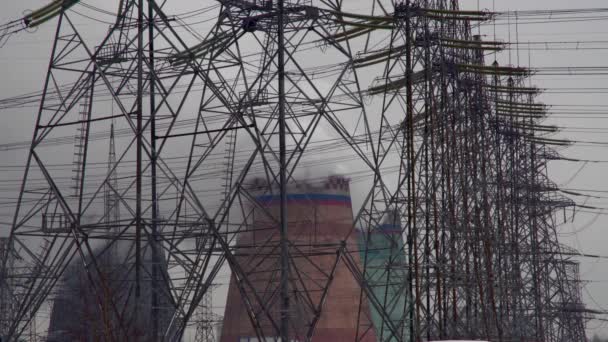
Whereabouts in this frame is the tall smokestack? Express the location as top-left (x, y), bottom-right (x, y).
top-left (220, 176), bottom-right (376, 341)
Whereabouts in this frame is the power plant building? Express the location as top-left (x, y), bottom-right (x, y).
top-left (47, 242), bottom-right (175, 341)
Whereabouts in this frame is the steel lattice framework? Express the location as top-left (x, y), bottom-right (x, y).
top-left (0, 0), bottom-right (588, 341)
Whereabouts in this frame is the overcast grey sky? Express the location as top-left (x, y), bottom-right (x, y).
top-left (1, 0), bottom-right (608, 338)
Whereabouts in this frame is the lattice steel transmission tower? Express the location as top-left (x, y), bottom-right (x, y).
top-left (195, 286), bottom-right (220, 342)
top-left (0, 238), bottom-right (15, 338)
top-left (104, 123), bottom-right (121, 231)
top-left (2, 0), bottom-right (588, 341)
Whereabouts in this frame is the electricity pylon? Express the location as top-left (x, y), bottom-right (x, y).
top-left (2, 0), bottom-right (587, 341)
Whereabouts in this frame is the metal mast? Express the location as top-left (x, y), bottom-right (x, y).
top-left (104, 122), bottom-right (120, 232)
top-left (135, 0), bottom-right (144, 303)
top-left (277, 0), bottom-right (290, 340)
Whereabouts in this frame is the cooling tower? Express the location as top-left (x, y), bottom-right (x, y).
top-left (220, 176), bottom-right (377, 342)
top-left (357, 210), bottom-right (409, 342)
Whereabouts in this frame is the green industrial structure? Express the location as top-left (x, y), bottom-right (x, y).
top-left (359, 210), bottom-right (410, 342)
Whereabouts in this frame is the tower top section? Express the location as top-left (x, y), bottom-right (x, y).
top-left (248, 175), bottom-right (352, 207)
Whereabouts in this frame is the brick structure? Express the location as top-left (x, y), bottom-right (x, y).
top-left (220, 176), bottom-right (376, 342)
